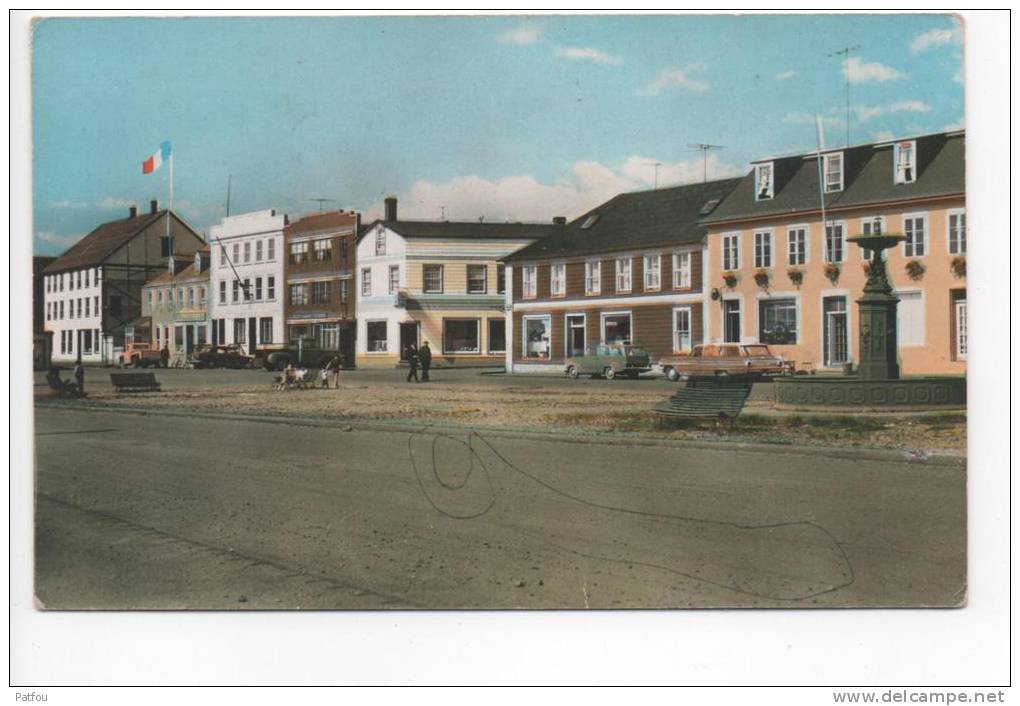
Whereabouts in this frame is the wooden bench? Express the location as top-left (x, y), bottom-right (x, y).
top-left (110, 372), bottom-right (162, 393)
top-left (46, 373), bottom-right (79, 397)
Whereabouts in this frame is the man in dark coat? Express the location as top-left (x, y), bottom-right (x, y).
top-left (419, 340), bottom-right (432, 382)
top-left (73, 361), bottom-right (85, 398)
top-left (160, 344), bottom-right (170, 369)
top-left (327, 355), bottom-right (342, 389)
top-left (406, 343), bottom-right (419, 383)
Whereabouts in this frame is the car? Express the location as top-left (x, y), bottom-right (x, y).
top-left (118, 342), bottom-right (165, 368)
top-left (564, 343), bottom-right (652, 380)
top-left (189, 343), bottom-right (254, 369)
top-left (261, 346), bottom-right (341, 371)
top-left (658, 343), bottom-right (794, 381)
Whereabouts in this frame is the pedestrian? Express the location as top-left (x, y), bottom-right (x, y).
top-left (327, 355), bottom-right (342, 389)
top-left (419, 340), bottom-right (432, 382)
top-left (160, 344), bottom-right (170, 369)
top-left (406, 343), bottom-right (420, 383)
top-left (320, 365), bottom-right (330, 389)
top-left (73, 360), bottom-right (85, 398)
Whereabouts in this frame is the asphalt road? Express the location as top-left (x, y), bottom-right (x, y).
top-left (34, 405), bottom-right (966, 609)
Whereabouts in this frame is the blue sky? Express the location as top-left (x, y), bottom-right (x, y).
top-left (32, 13), bottom-right (964, 255)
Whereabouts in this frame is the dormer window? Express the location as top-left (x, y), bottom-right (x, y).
top-left (894, 140), bottom-right (916, 184)
top-left (824, 152), bottom-right (844, 192)
top-left (754, 163), bottom-right (774, 201)
top-left (580, 214), bottom-right (600, 230)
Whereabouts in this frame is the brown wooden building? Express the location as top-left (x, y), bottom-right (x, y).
top-left (283, 210), bottom-right (360, 365)
top-left (502, 178), bottom-right (740, 372)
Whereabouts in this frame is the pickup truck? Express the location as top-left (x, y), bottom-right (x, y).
top-left (659, 344), bottom-right (794, 381)
top-left (118, 342), bottom-right (166, 368)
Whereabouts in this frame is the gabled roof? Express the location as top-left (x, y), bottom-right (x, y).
top-left (503, 177), bottom-right (742, 263)
top-left (703, 130), bottom-right (964, 225)
top-left (358, 219), bottom-right (562, 242)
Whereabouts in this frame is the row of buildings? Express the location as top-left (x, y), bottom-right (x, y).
top-left (41, 129), bottom-right (966, 375)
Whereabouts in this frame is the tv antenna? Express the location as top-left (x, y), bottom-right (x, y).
top-left (687, 143), bottom-right (726, 183)
top-left (828, 44), bottom-right (861, 147)
top-left (308, 197), bottom-right (336, 213)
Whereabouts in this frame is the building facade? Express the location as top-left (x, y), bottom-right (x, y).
top-left (284, 210), bottom-right (359, 366)
top-left (702, 130), bottom-right (965, 375)
top-left (209, 209), bottom-right (288, 355)
top-left (140, 248), bottom-right (212, 364)
top-left (355, 197), bottom-right (558, 368)
top-left (43, 201), bottom-right (205, 364)
top-left (503, 179), bottom-right (741, 373)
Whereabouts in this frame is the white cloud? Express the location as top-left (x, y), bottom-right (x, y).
top-left (498, 25), bottom-right (541, 45)
top-left (775, 70), bottom-right (797, 81)
top-left (843, 57), bottom-right (907, 84)
top-left (98, 196), bottom-right (136, 210)
top-left (854, 100), bottom-right (931, 122)
top-left (36, 230), bottom-right (82, 249)
top-left (364, 156), bottom-right (745, 224)
top-left (50, 199), bottom-right (88, 209)
top-left (910, 27), bottom-right (960, 53)
top-left (642, 64), bottom-right (708, 95)
top-left (556, 46), bottom-right (621, 65)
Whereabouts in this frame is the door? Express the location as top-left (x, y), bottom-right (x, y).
top-left (673, 307), bottom-right (692, 352)
top-left (399, 322), bottom-right (419, 361)
top-left (248, 317), bottom-right (258, 355)
top-left (823, 296), bottom-right (849, 366)
top-left (185, 324), bottom-right (195, 357)
top-left (566, 315), bottom-right (585, 357)
top-left (724, 300), bottom-right (741, 343)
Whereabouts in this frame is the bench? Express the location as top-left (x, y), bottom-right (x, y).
top-left (110, 372), bottom-right (162, 393)
top-left (46, 373), bottom-right (79, 397)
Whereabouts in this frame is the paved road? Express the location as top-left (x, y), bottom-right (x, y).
top-left (34, 405), bottom-right (965, 609)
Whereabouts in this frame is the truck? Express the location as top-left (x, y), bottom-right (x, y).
top-left (118, 341), bottom-right (166, 368)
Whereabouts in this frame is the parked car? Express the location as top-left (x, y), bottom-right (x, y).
top-left (189, 344), bottom-right (253, 369)
top-left (658, 343), bottom-right (794, 381)
top-left (261, 345), bottom-right (340, 371)
top-left (118, 341), bottom-right (165, 368)
top-left (565, 343), bottom-right (652, 380)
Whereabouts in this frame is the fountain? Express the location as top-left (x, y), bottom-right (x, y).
top-left (773, 232), bottom-right (966, 410)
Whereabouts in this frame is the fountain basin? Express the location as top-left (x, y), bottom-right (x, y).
top-left (774, 375), bottom-right (966, 411)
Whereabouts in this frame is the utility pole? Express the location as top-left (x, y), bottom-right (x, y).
top-left (687, 144), bottom-right (725, 183)
top-left (308, 198), bottom-right (336, 213)
top-left (828, 44), bottom-right (861, 147)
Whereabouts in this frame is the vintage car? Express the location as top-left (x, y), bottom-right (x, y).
top-left (118, 341), bottom-right (165, 368)
top-left (658, 343), bottom-right (794, 381)
top-left (565, 343), bottom-right (652, 380)
top-left (261, 345), bottom-right (340, 371)
top-left (189, 343), bottom-right (254, 369)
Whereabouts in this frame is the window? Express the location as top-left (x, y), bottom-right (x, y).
top-left (232, 243), bottom-right (240, 264)
top-left (339, 280), bottom-right (349, 304)
top-left (755, 163), bottom-right (774, 200)
top-left (256, 239), bottom-right (263, 261)
top-left (161, 236), bottom-right (173, 257)
top-left (259, 317), bottom-right (273, 345)
top-left (85, 297), bottom-right (90, 317)
top-left (46, 302), bottom-right (51, 321)
top-left (724, 299), bottom-right (741, 343)
top-left (361, 268), bottom-right (372, 297)
top-left (585, 260), bottom-right (601, 295)
top-left (147, 290), bottom-right (153, 309)
top-left (83, 329), bottom-right (92, 354)
top-left (615, 258), bottom-right (632, 292)
top-left (254, 277), bottom-right (262, 301)
top-left (312, 281), bottom-right (329, 304)
top-left (243, 241), bottom-right (251, 263)
top-left (59, 301), bottom-right (64, 319)
top-left (314, 239), bottom-right (332, 261)
top-left (904, 214), bottom-right (927, 257)
top-left (60, 274), bottom-right (65, 291)
top-left (825, 222), bottom-right (845, 263)
top-left (488, 319), bottom-right (506, 353)
top-left (234, 318), bottom-right (247, 344)
top-left (267, 276), bottom-right (275, 300)
top-left (289, 242), bottom-right (308, 265)
top-left (523, 315), bottom-right (551, 359)
top-left (366, 321), bottom-right (388, 352)
top-left (948, 210), bottom-right (966, 255)
top-left (267, 238), bottom-right (275, 261)
top-left (550, 263), bottom-right (566, 296)
top-left (602, 313), bottom-right (632, 345)
top-left (424, 265), bottom-right (444, 293)
top-left (375, 230), bottom-right (386, 256)
top-left (219, 281), bottom-right (226, 304)
top-left (497, 265), bottom-right (506, 295)
top-left (290, 284), bottom-right (308, 306)
top-left (220, 245), bottom-right (228, 267)
top-left (200, 286), bottom-right (207, 305)
top-left (672, 252), bottom-right (691, 289)
top-left (673, 307), bottom-right (693, 352)
top-left (824, 152), bottom-right (843, 192)
top-left (643, 254), bottom-right (661, 290)
top-left (188, 287), bottom-right (195, 307)
top-left (522, 265), bottom-right (537, 299)
top-left (76, 271), bottom-right (81, 289)
top-left (580, 214), bottom-right (600, 229)
top-left (232, 280), bottom-right (240, 302)
top-left (894, 141), bottom-right (916, 184)
top-left (177, 287), bottom-right (184, 307)
top-left (94, 295), bottom-right (99, 315)
top-left (722, 233), bottom-right (740, 271)
top-left (242, 279), bottom-right (251, 302)
top-left (897, 291), bottom-right (924, 346)
top-left (468, 265), bottom-right (488, 294)
top-left (340, 239), bottom-right (348, 262)
top-left (860, 217), bottom-right (886, 260)
top-left (754, 231), bottom-right (773, 268)
top-left (759, 298), bottom-right (798, 344)
top-left (787, 227), bottom-right (807, 265)
top-left (443, 319), bottom-right (480, 354)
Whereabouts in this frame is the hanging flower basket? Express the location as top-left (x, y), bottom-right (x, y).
top-left (905, 259), bottom-right (926, 281)
top-left (950, 256), bottom-right (966, 278)
top-left (722, 271), bottom-right (738, 289)
top-left (787, 268), bottom-right (804, 286)
top-left (753, 269), bottom-right (770, 289)
top-left (824, 262), bottom-right (841, 284)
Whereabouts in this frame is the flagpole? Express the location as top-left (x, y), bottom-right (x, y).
top-left (815, 115), bottom-right (828, 250)
top-left (168, 149), bottom-right (174, 254)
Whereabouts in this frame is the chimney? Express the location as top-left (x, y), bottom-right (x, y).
top-left (553, 216), bottom-right (567, 225)
top-left (150, 199), bottom-right (159, 214)
top-left (384, 195), bottom-right (398, 221)
top-left (129, 205), bottom-right (138, 219)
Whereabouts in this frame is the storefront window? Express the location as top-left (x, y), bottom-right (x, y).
top-left (367, 321), bottom-right (388, 352)
top-left (602, 313), bottom-right (632, 345)
top-left (443, 319), bottom-right (480, 353)
top-left (523, 316), bottom-right (550, 359)
top-left (758, 299), bottom-right (798, 344)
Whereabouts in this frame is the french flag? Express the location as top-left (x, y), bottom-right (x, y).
top-left (142, 141), bottom-right (172, 174)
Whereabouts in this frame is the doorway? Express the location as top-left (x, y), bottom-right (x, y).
top-left (723, 300), bottom-right (741, 343)
top-left (185, 324), bottom-right (195, 357)
top-left (399, 322), bottom-right (419, 361)
top-left (566, 314), bottom-right (585, 356)
top-left (248, 317), bottom-right (258, 354)
top-left (823, 296), bottom-right (849, 366)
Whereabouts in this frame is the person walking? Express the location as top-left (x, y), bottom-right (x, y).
top-left (405, 343), bottom-right (420, 383)
top-left (327, 355), bottom-right (342, 389)
top-left (160, 344), bottom-right (170, 369)
top-left (419, 340), bottom-right (432, 382)
top-left (73, 360), bottom-right (85, 398)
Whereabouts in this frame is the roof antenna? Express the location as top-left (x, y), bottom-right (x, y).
top-left (687, 144), bottom-right (726, 183)
top-left (308, 197), bottom-right (336, 213)
top-left (225, 174), bottom-right (232, 217)
top-left (827, 44), bottom-right (861, 147)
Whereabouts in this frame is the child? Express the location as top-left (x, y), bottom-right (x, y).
top-left (320, 366), bottom-right (330, 389)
